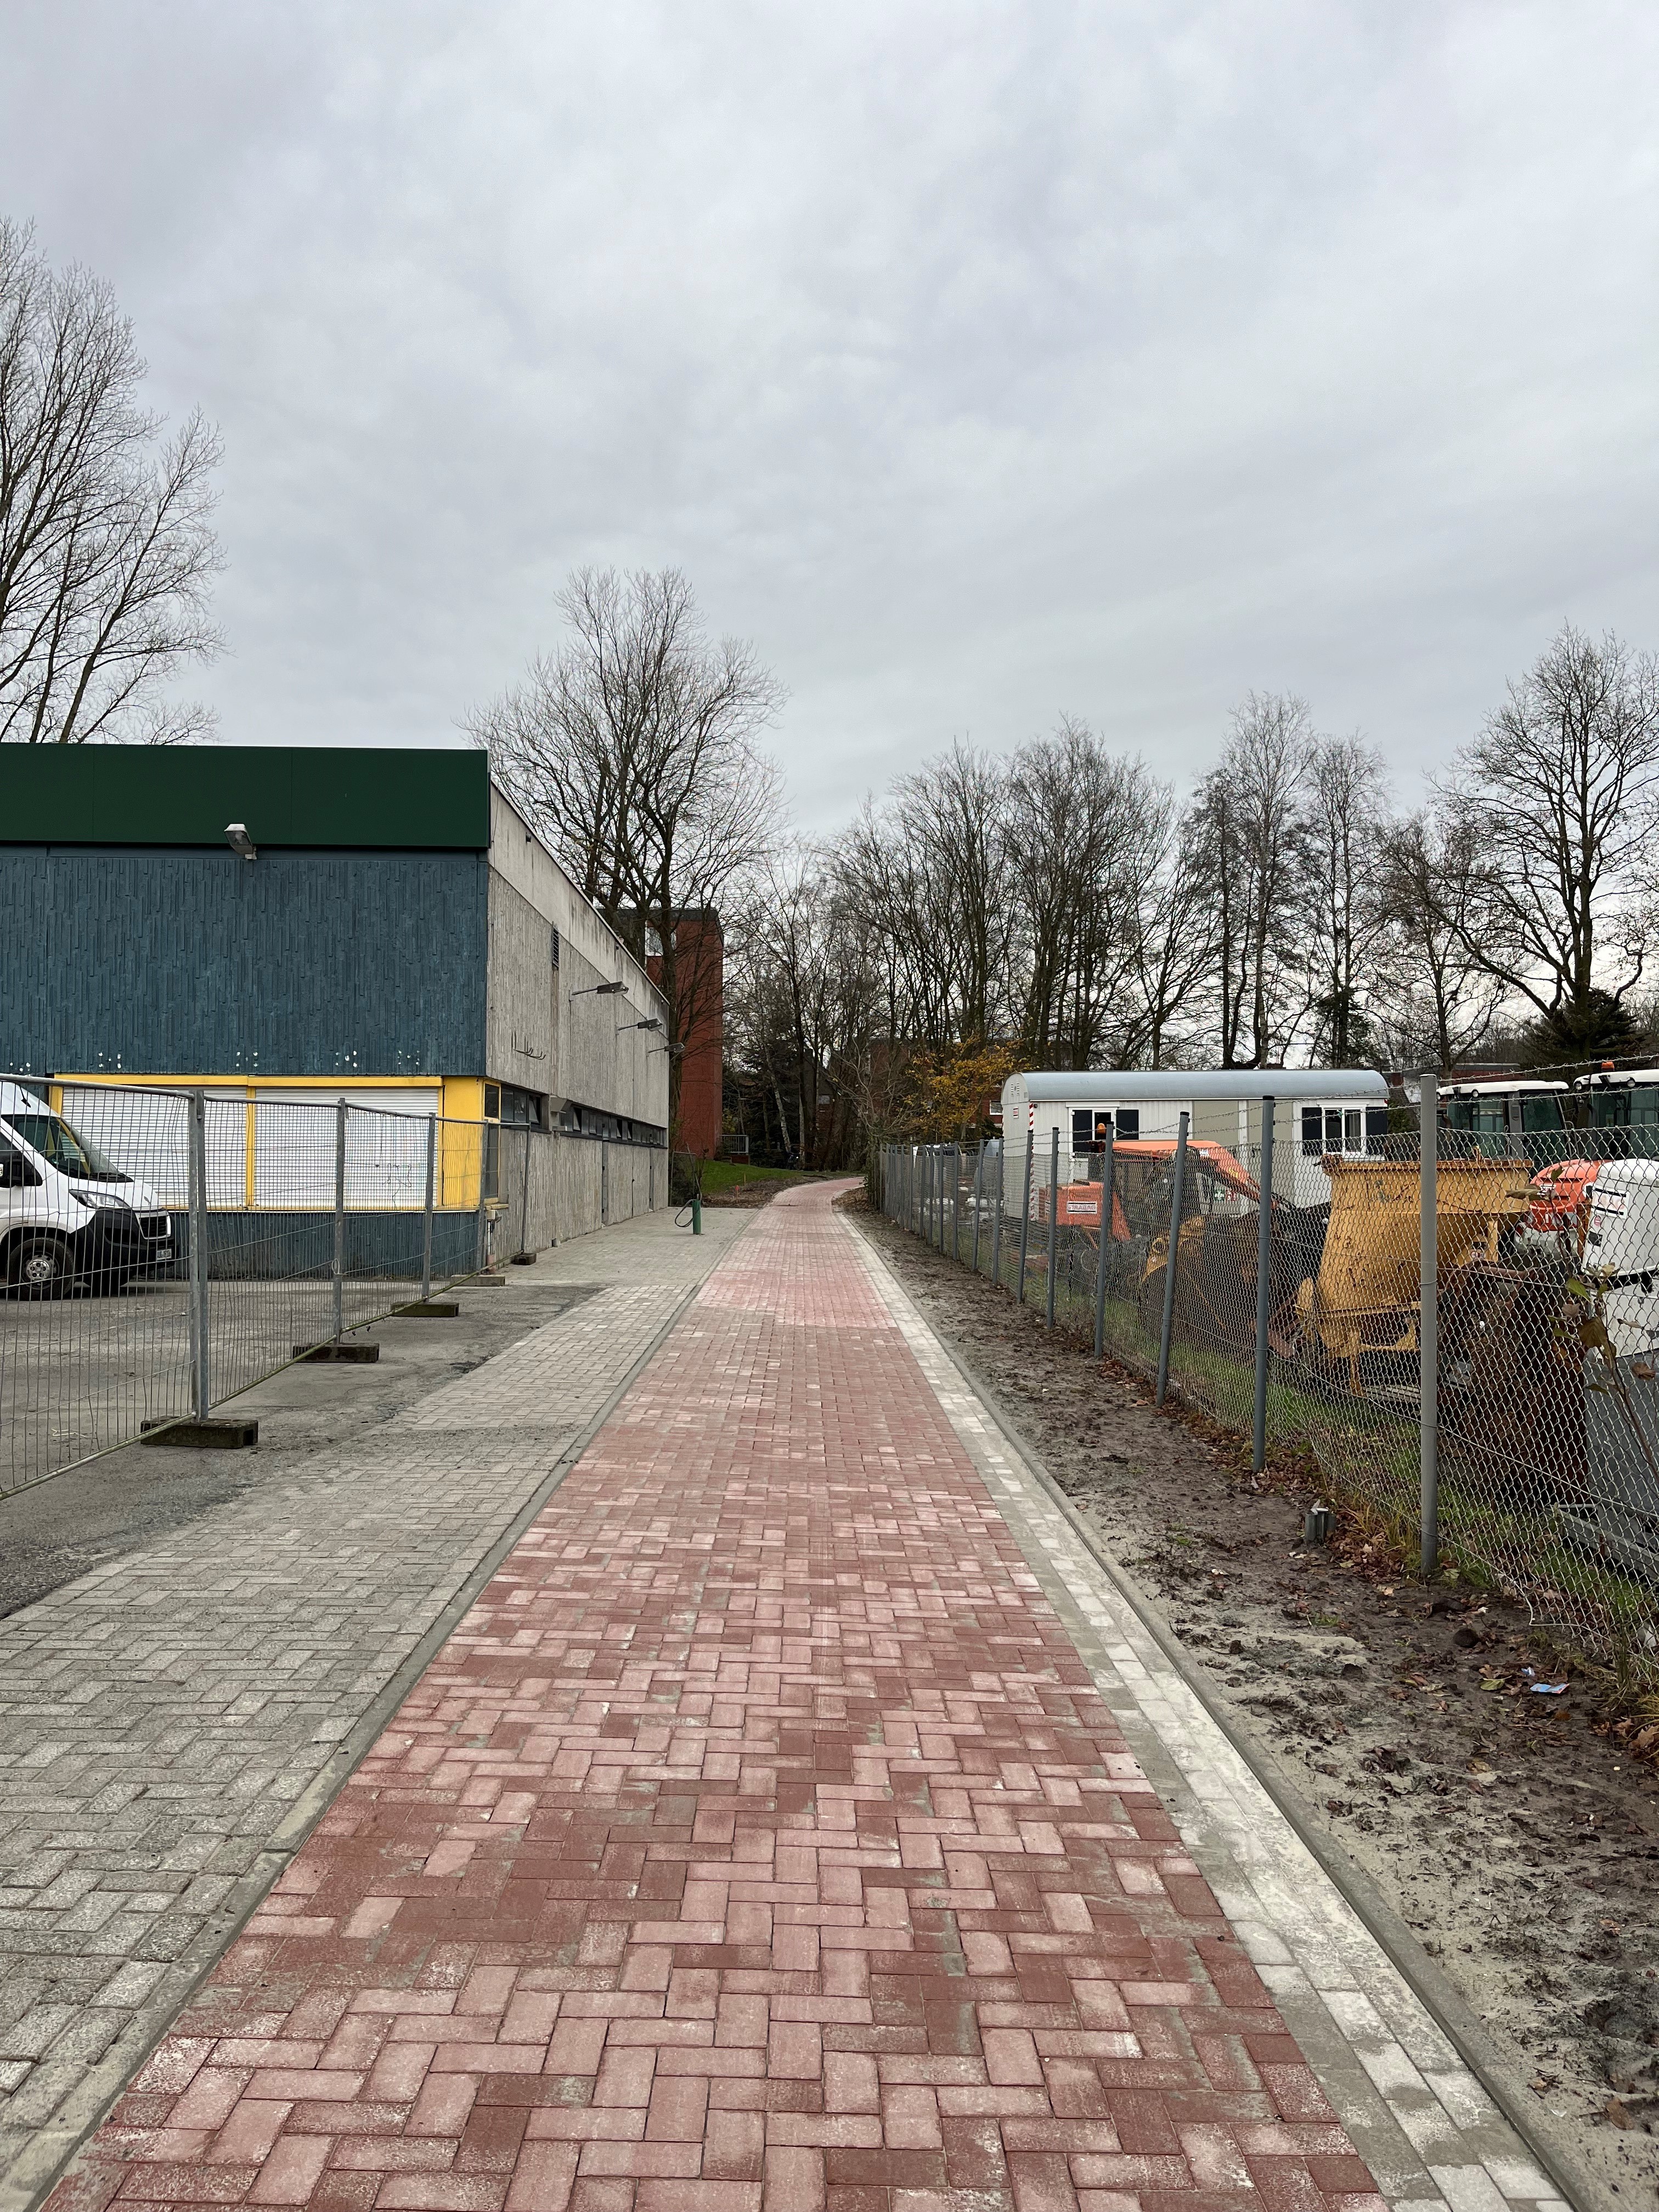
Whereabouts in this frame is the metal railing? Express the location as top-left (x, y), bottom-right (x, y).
top-left (880, 1097), bottom-right (1659, 1667)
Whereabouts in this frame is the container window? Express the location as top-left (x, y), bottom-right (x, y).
top-left (1302, 1107), bottom-right (1323, 1156)
top-left (1114, 1109), bottom-right (1139, 1139)
top-left (1365, 1107), bottom-right (1390, 1150)
top-left (1343, 1108), bottom-right (1363, 1151)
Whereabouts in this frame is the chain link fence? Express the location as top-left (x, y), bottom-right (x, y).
top-left (1, 1081), bottom-right (502, 1497)
top-left (879, 1101), bottom-right (1659, 1668)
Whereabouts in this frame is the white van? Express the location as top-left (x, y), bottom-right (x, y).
top-left (0, 1080), bottom-right (174, 1295)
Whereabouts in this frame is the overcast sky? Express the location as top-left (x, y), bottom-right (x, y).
top-left (3, 1), bottom-right (1655, 829)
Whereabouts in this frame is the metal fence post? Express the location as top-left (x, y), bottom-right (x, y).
top-left (1045, 1127), bottom-right (1060, 1328)
top-left (520, 1125), bottom-right (533, 1258)
top-left (1155, 1110), bottom-right (1189, 1406)
top-left (421, 1113), bottom-right (436, 1302)
top-left (1420, 1070), bottom-right (1440, 1577)
top-left (952, 1146), bottom-right (961, 1262)
top-left (971, 1143), bottom-right (983, 1273)
top-left (1017, 1131), bottom-right (1035, 1302)
top-left (1252, 1096), bottom-right (1275, 1473)
top-left (188, 1090), bottom-right (210, 1419)
top-left (991, 1142), bottom-right (1003, 1287)
top-left (476, 1128), bottom-right (489, 1272)
top-left (601, 1138), bottom-right (608, 1228)
top-left (1093, 1119), bottom-right (1114, 1359)
top-left (332, 1097), bottom-right (347, 1343)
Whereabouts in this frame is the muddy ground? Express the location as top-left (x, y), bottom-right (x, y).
top-left (852, 1198), bottom-right (1659, 2205)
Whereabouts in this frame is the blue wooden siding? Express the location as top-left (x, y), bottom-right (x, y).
top-left (0, 848), bottom-right (488, 1076)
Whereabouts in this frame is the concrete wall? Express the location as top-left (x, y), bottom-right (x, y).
top-left (486, 870), bottom-right (558, 1098)
top-left (0, 847), bottom-right (487, 1079)
top-left (486, 789), bottom-right (670, 1133)
top-left (492, 1127), bottom-right (669, 1255)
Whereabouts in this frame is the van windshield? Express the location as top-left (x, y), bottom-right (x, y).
top-left (4, 1113), bottom-right (129, 1182)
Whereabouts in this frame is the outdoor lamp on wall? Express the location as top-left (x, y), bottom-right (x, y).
top-left (618, 1017), bottom-right (663, 1035)
top-left (571, 980), bottom-right (628, 998)
top-left (224, 822), bottom-right (257, 861)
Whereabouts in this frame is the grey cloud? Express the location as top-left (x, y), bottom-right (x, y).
top-left (3, 0), bottom-right (1655, 826)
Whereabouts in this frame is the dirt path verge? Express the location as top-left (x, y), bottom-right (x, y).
top-left (854, 1198), bottom-right (1659, 2204)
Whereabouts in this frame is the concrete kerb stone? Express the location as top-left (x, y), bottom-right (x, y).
top-left (842, 1209), bottom-right (1589, 2212)
top-left (3, 1228), bottom-right (753, 2212)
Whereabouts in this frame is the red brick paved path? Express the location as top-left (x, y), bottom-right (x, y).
top-left (52, 1186), bottom-right (1386, 2212)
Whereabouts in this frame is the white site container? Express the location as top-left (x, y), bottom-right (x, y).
top-left (998, 1067), bottom-right (1392, 1212)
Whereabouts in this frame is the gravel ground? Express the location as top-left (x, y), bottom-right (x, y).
top-left (855, 1198), bottom-right (1659, 2206)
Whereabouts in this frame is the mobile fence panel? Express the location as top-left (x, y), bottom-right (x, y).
top-left (0, 1084), bottom-right (494, 1498)
top-left (886, 1120), bottom-right (1659, 1668)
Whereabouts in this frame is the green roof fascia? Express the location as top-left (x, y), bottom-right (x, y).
top-left (0, 744), bottom-right (492, 850)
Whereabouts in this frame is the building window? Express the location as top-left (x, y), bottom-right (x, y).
top-left (1365, 1107), bottom-right (1389, 1152)
top-left (497, 1084), bottom-right (543, 1128)
top-left (1115, 1109), bottom-right (1139, 1140)
top-left (1302, 1107), bottom-right (1323, 1158)
top-left (550, 927), bottom-right (560, 969)
top-left (484, 1083), bottom-right (500, 1120)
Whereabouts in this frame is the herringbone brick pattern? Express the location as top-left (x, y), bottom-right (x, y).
top-left (48, 1187), bottom-right (1387, 2212)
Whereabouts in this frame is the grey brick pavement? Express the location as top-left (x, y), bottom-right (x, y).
top-left (0, 1218), bottom-right (744, 2212)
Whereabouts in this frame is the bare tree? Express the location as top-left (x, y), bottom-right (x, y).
top-left (835, 742), bottom-right (1014, 1052)
top-left (470, 567), bottom-right (785, 1138)
top-left (0, 220), bottom-right (222, 744)
top-left (1188, 693), bottom-right (1317, 1066)
top-left (1437, 623), bottom-right (1659, 1057)
top-left (726, 845), bottom-right (876, 1167)
top-left (1303, 735), bottom-right (1388, 1065)
top-left (1120, 798), bottom-right (1214, 1069)
top-left (1004, 719), bottom-right (1174, 1067)
top-left (1374, 811), bottom-right (1511, 1069)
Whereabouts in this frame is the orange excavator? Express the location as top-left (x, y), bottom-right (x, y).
top-left (1036, 1137), bottom-right (1257, 1239)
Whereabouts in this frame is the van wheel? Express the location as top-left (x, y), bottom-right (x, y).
top-left (8, 1233), bottom-right (76, 1297)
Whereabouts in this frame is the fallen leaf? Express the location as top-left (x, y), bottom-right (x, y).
top-left (1606, 2097), bottom-right (1631, 2129)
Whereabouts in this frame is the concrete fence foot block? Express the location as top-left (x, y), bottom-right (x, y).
top-left (394, 1299), bottom-right (460, 1318)
top-left (139, 1418), bottom-right (258, 1449)
top-left (293, 1341), bottom-right (381, 1363)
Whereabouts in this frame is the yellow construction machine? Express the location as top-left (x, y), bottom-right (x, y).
top-left (1285, 1156), bottom-right (1533, 1392)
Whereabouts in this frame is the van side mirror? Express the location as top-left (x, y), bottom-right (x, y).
top-left (0, 1152), bottom-right (43, 1188)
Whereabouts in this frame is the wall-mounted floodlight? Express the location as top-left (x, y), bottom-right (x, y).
top-left (648, 1041), bottom-right (686, 1058)
top-left (225, 822), bottom-right (257, 861)
top-left (618, 1016), bottom-right (663, 1035)
top-left (572, 979), bottom-right (628, 998)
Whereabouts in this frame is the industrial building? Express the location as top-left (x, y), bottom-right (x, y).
top-left (0, 744), bottom-right (671, 1249)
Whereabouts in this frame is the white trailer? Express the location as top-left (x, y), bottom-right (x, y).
top-left (998, 1068), bottom-right (1392, 1211)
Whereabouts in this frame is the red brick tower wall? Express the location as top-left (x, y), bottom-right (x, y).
top-left (648, 912), bottom-right (724, 1158)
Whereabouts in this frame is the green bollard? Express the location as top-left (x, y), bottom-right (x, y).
top-left (692, 1191), bottom-right (703, 1235)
